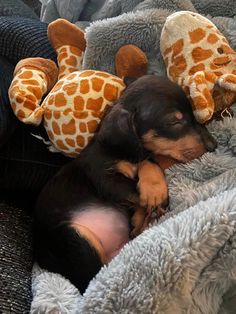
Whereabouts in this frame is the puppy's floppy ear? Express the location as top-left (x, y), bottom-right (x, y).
top-left (97, 104), bottom-right (143, 161)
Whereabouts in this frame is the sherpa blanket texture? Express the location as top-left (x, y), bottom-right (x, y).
top-left (31, 1), bottom-right (236, 313)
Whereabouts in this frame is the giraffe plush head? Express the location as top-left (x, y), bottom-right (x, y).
top-left (160, 11), bottom-right (236, 124)
top-left (8, 19), bottom-right (148, 157)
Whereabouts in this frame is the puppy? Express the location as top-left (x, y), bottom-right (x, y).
top-left (33, 75), bottom-right (216, 293)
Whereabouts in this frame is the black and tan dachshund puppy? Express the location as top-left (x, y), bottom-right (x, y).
top-left (33, 75), bottom-right (217, 293)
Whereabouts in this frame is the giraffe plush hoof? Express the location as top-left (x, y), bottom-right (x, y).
top-left (115, 44), bottom-right (148, 79)
top-left (48, 18), bottom-right (86, 52)
top-left (14, 57), bottom-right (58, 91)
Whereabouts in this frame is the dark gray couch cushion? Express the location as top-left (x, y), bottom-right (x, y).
top-left (0, 203), bottom-right (33, 313)
top-left (0, 0), bottom-right (39, 19)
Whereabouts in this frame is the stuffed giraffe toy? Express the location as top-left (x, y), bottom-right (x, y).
top-left (8, 19), bottom-right (148, 157)
top-left (160, 11), bottom-right (236, 124)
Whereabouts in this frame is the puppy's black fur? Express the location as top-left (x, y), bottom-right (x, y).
top-left (33, 75), bottom-right (216, 293)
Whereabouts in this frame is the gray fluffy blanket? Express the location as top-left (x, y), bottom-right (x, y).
top-left (31, 1), bottom-right (236, 313)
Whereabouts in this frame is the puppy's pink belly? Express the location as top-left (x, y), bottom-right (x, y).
top-left (71, 208), bottom-right (130, 261)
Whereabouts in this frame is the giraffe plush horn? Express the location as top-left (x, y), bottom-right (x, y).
top-left (8, 57), bottom-right (58, 125)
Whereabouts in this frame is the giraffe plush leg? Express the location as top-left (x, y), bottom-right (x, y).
top-left (48, 19), bottom-right (86, 80)
top-left (188, 71), bottom-right (217, 124)
top-left (8, 57), bottom-right (58, 125)
top-left (115, 44), bottom-right (148, 79)
top-left (217, 74), bottom-right (236, 92)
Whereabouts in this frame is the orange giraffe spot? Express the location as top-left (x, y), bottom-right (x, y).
top-left (63, 82), bottom-right (78, 95)
top-left (56, 140), bottom-right (69, 151)
top-left (47, 95), bottom-right (55, 106)
top-left (104, 83), bottom-right (118, 101)
top-left (169, 55), bottom-right (187, 80)
top-left (65, 138), bottom-right (76, 147)
top-left (58, 52), bottom-right (68, 63)
top-left (18, 71), bottom-right (33, 79)
top-left (66, 73), bottom-right (77, 80)
top-left (189, 28), bottom-right (206, 43)
top-left (79, 70), bottom-right (95, 77)
top-left (64, 108), bottom-right (71, 115)
top-left (27, 86), bottom-right (43, 99)
top-left (74, 95), bottom-right (85, 110)
top-left (205, 72), bottom-right (217, 84)
top-left (44, 109), bottom-right (52, 120)
top-left (207, 33), bottom-right (219, 44)
top-left (23, 99), bottom-right (37, 111)
top-left (52, 121), bottom-right (61, 135)
top-left (191, 96), bottom-right (208, 110)
top-left (79, 122), bottom-right (87, 133)
top-left (47, 130), bottom-right (54, 141)
top-left (91, 111), bottom-right (104, 119)
top-left (51, 81), bottom-right (64, 93)
top-left (163, 46), bottom-right (172, 56)
top-left (22, 79), bottom-right (40, 85)
top-left (91, 77), bottom-right (104, 92)
top-left (76, 135), bottom-right (85, 147)
top-left (67, 67), bottom-right (77, 74)
top-left (65, 56), bottom-right (77, 67)
top-left (213, 71), bottom-right (223, 76)
top-left (210, 63), bottom-right (221, 70)
top-left (86, 97), bottom-right (103, 111)
top-left (203, 88), bottom-right (214, 106)
top-left (11, 103), bottom-right (16, 111)
top-left (224, 75), bottom-right (236, 84)
top-left (70, 46), bottom-right (83, 56)
top-left (192, 47), bottom-right (213, 63)
top-left (53, 111), bottom-right (61, 119)
top-left (54, 93), bottom-right (67, 107)
top-left (74, 111), bottom-right (88, 119)
top-left (213, 56), bottom-right (230, 66)
top-left (87, 120), bottom-right (99, 133)
top-left (189, 63), bottom-right (205, 75)
top-left (34, 108), bottom-right (44, 120)
top-left (96, 72), bottom-right (110, 78)
top-left (80, 79), bottom-right (90, 94)
top-left (62, 118), bottom-right (76, 135)
top-left (15, 95), bottom-right (24, 103)
top-left (26, 94), bottom-right (37, 102)
top-left (172, 39), bottom-right (184, 56)
top-left (17, 109), bottom-right (26, 119)
top-left (59, 47), bottom-right (67, 53)
top-left (193, 73), bottom-right (205, 85)
top-left (59, 65), bottom-right (67, 74)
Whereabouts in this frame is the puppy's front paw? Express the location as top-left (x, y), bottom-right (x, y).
top-left (138, 180), bottom-right (168, 211)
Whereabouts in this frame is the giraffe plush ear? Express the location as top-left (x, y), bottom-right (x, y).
top-left (115, 44), bottom-right (148, 79)
top-left (98, 104), bottom-right (143, 161)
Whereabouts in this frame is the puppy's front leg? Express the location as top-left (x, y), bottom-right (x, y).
top-left (137, 160), bottom-right (168, 212)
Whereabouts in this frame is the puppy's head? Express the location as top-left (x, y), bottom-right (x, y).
top-left (98, 75), bottom-right (217, 162)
